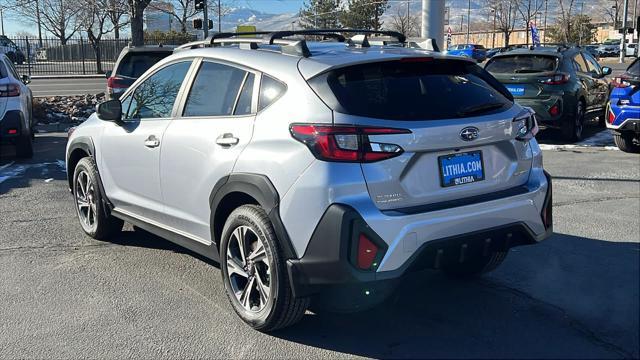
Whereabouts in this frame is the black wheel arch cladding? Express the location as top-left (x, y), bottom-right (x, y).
top-left (209, 173), bottom-right (297, 259)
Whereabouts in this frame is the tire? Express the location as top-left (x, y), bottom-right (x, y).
top-left (561, 100), bottom-right (585, 142)
top-left (613, 133), bottom-right (640, 153)
top-left (15, 132), bottom-right (33, 159)
top-left (441, 251), bottom-right (508, 278)
top-left (72, 157), bottom-right (123, 240)
top-left (220, 205), bottom-right (309, 331)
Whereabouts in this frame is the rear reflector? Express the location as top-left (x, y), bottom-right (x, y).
top-left (290, 124), bottom-right (410, 163)
top-left (549, 103), bottom-right (560, 117)
top-left (357, 234), bottom-right (378, 270)
top-left (608, 108), bottom-right (616, 124)
top-left (7, 129), bottom-right (17, 135)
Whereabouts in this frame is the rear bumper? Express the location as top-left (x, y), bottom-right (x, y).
top-left (0, 110), bottom-right (26, 144)
top-left (287, 170), bottom-right (553, 310)
top-left (607, 104), bottom-right (640, 133)
top-left (515, 97), bottom-right (567, 128)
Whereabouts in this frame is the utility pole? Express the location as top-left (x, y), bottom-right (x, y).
top-left (203, 0), bottom-right (209, 38)
top-left (543, 0), bottom-right (548, 43)
top-left (217, 0), bottom-right (221, 33)
top-left (620, 0), bottom-right (629, 63)
top-left (420, 0), bottom-right (445, 49)
top-left (0, 8), bottom-right (4, 36)
top-left (460, 15), bottom-right (464, 33)
top-left (578, 1), bottom-right (584, 45)
top-left (466, 0), bottom-right (471, 44)
top-left (35, 0), bottom-right (43, 47)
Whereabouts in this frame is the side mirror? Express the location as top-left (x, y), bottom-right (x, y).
top-left (96, 99), bottom-right (122, 122)
top-left (21, 75), bottom-right (31, 85)
top-left (105, 70), bottom-right (112, 78)
top-left (601, 67), bottom-right (612, 76)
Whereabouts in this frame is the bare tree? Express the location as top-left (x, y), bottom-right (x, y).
top-left (13, 0), bottom-right (82, 44)
top-left (599, 0), bottom-right (623, 28)
top-left (128, 0), bottom-right (153, 46)
top-left (149, 0), bottom-right (198, 33)
top-left (516, 0), bottom-right (543, 44)
top-left (107, 0), bottom-right (129, 39)
top-left (387, 6), bottom-right (419, 37)
top-left (208, 0), bottom-right (235, 32)
top-left (80, 0), bottom-right (118, 73)
top-left (487, 0), bottom-right (517, 47)
top-left (557, 0), bottom-right (577, 43)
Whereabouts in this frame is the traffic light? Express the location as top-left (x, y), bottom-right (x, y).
top-left (193, 18), bottom-right (203, 29)
top-left (194, 0), bottom-right (205, 11)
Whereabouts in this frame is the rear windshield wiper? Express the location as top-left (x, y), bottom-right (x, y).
top-left (456, 102), bottom-right (506, 117)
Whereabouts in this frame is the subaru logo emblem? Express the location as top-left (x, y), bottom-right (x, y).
top-left (460, 127), bottom-right (479, 141)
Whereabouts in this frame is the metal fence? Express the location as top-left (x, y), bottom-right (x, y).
top-left (3, 35), bottom-right (196, 76)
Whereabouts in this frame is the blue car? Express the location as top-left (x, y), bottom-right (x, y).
top-left (607, 57), bottom-right (640, 153)
top-left (446, 44), bottom-right (487, 62)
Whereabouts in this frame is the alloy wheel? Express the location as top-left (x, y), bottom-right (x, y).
top-left (226, 225), bottom-right (271, 312)
top-left (75, 170), bottom-right (97, 228)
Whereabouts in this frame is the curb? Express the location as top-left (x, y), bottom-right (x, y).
top-left (30, 74), bottom-right (106, 80)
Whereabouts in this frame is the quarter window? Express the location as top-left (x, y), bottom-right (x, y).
top-left (183, 61), bottom-right (248, 117)
top-left (572, 54), bottom-right (588, 73)
top-left (128, 61), bottom-right (191, 119)
top-left (258, 75), bottom-right (286, 111)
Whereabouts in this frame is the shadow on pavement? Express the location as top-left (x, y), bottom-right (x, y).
top-left (271, 233), bottom-right (639, 359)
top-left (0, 135), bottom-right (68, 195)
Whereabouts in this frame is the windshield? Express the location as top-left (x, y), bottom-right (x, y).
top-left (308, 59), bottom-right (513, 120)
top-left (627, 58), bottom-right (640, 76)
top-left (116, 52), bottom-right (171, 78)
top-left (485, 55), bottom-right (558, 74)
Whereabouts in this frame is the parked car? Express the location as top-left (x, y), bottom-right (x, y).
top-left (66, 30), bottom-right (552, 331)
top-left (485, 46), bottom-right (611, 141)
top-left (606, 57), bottom-right (640, 153)
top-left (106, 45), bottom-right (175, 99)
top-left (625, 43), bottom-right (638, 57)
top-left (0, 36), bottom-right (26, 65)
top-left (597, 41), bottom-right (621, 57)
top-left (0, 54), bottom-right (33, 158)
top-left (446, 44), bottom-right (487, 62)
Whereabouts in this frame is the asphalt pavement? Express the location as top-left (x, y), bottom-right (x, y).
top-left (28, 77), bottom-right (107, 97)
top-left (0, 134), bottom-right (638, 358)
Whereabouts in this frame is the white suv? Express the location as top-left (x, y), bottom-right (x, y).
top-left (0, 54), bottom-right (33, 158)
top-left (66, 30), bottom-right (553, 331)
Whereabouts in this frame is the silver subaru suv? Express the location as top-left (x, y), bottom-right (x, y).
top-left (66, 30), bottom-right (552, 331)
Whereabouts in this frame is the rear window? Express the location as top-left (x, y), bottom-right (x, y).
top-left (628, 59), bottom-right (640, 76)
top-left (308, 59), bottom-right (513, 120)
top-left (485, 55), bottom-right (558, 74)
top-left (474, 45), bottom-right (486, 50)
top-left (116, 52), bottom-right (171, 78)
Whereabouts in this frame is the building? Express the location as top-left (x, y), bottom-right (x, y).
top-left (145, 2), bottom-right (178, 32)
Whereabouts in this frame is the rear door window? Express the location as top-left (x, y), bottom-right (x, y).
top-left (573, 54), bottom-right (589, 73)
top-left (485, 55), bottom-right (558, 73)
top-left (116, 52), bottom-right (172, 78)
top-left (308, 59), bottom-right (513, 120)
top-left (582, 52), bottom-right (601, 75)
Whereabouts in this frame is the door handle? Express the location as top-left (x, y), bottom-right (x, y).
top-left (216, 133), bottom-right (239, 146)
top-left (144, 135), bottom-right (160, 148)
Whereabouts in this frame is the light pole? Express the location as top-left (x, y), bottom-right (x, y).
top-left (420, 0), bottom-right (445, 48)
top-left (578, 1), bottom-right (584, 45)
top-left (620, 0), bottom-right (629, 63)
top-left (543, 0), bottom-right (548, 43)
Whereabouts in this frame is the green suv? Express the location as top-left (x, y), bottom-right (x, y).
top-left (485, 46), bottom-right (611, 141)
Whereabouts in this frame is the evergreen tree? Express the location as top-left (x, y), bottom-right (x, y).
top-left (340, 0), bottom-right (389, 31)
top-left (299, 0), bottom-right (341, 29)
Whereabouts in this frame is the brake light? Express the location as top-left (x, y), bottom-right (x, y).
top-left (107, 76), bottom-right (128, 90)
top-left (514, 109), bottom-right (539, 141)
top-left (612, 77), bottom-right (632, 88)
top-left (357, 234), bottom-right (378, 270)
top-left (0, 84), bottom-right (20, 97)
top-left (290, 124), bottom-right (410, 163)
top-left (400, 57), bottom-right (434, 63)
top-left (539, 73), bottom-right (570, 85)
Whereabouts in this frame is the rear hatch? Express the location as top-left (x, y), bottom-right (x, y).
top-left (110, 51), bottom-right (172, 89)
top-left (306, 58), bottom-right (535, 211)
top-left (485, 54), bottom-right (561, 99)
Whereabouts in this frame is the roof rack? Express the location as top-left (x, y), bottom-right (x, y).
top-left (174, 29), bottom-right (407, 57)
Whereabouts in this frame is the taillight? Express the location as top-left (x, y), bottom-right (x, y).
top-left (539, 73), bottom-right (570, 85)
top-left (107, 76), bottom-right (128, 90)
top-left (0, 84), bottom-right (20, 97)
top-left (612, 76), bottom-right (632, 88)
top-left (514, 108), bottom-right (539, 141)
top-left (290, 124), bottom-right (410, 163)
